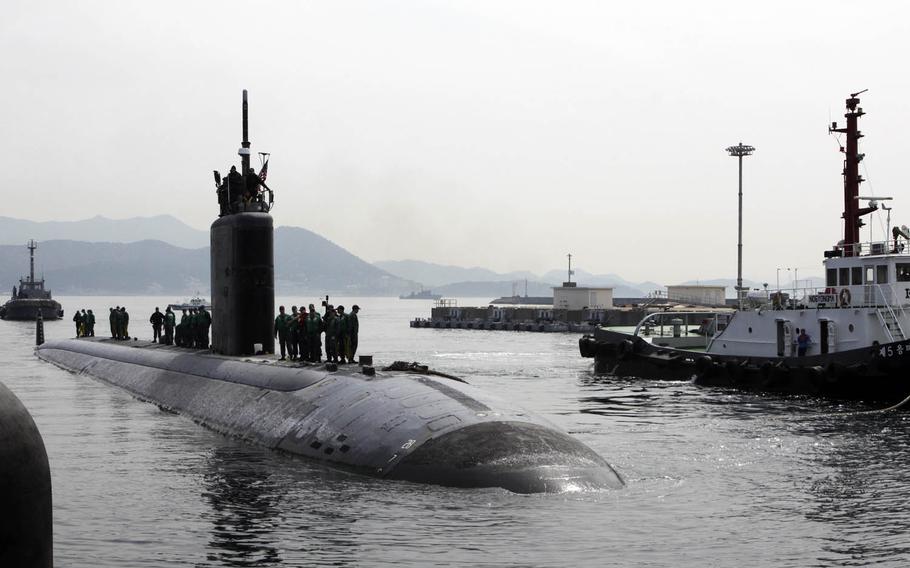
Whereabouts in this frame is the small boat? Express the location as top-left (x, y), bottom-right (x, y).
top-left (0, 240), bottom-right (64, 321)
top-left (399, 289), bottom-right (442, 300)
top-left (167, 294), bottom-right (211, 312)
top-left (580, 92), bottom-right (910, 403)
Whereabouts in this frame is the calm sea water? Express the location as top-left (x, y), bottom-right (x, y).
top-left (3, 295), bottom-right (910, 567)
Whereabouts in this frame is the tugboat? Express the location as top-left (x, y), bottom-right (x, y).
top-left (580, 92), bottom-right (910, 403)
top-left (0, 240), bottom-right (64, 321)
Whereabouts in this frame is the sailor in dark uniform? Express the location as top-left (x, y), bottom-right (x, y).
top-left (225, 165), bottom-right (243, 214)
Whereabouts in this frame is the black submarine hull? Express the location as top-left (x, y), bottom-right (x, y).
top-left (37, 337), bottom-right (622, 493)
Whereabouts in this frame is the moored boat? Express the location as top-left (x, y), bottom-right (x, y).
top-left (580, 92), bottom-right (910, 402)
top-left (167, 294), bottom-right (211, 312)
top-left (0, 240), bottom-right (64, 321)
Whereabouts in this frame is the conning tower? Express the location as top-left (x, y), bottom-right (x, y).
top-left (210, 90), bottom-right (275, 356)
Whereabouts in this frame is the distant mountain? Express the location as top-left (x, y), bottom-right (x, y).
top-left (0, 240), bottom-right (208, 295)
top-left (0, 227), bottom-right (413, 296)
top-left (376, 259), bottom-right (664, 297)
top-left (433, 280), bottom-right (652, 299)
top-left (274, 227), bottom-right (413, 295)
top-left (434, 280), bottom-right (554, 298)
top-left (373, 260), bottom-right (535, 288)
top-left (0, 215), bottom-right (209, 249)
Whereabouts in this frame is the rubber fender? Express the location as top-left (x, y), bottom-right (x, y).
top-left (760, 361), bottom-right (773, 378)
top-left (578, 336), bottom-right (595, 358)
top-left (724, 360), bottom-right (739, 378)
top-left (825, 362), bottom-right (839, 378)
top-left (808, 365), bottom-right (825, 380)
top-left (618, 339), bottom-right (634, 359)
top-left (695, 355), bottom-right (713, 373)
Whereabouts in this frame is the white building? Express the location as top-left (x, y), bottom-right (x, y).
top-left (552, 283), bottom-right (614, 310)
top-left (666, 285), bottom-right (726, 307)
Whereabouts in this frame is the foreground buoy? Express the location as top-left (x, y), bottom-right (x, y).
top-left (0, 381), bottom-right (53, 567)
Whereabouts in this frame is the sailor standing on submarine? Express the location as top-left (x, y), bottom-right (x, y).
top-left (274, 306), bottom-right (292, 360)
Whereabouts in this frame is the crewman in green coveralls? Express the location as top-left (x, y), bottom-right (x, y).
top-left (274, 306), bottom-right (292, 360)
top-left (197, 306), bottom-right (212, 349)
top-left (120, 307), bottom-right (130, 340)
top-left (177, 309), bottom-right (189, 346)
top-left (288, 306), bottom-right (299, 360)
top-left (114, 306), bottom-right (124, 339)
top-left (336, 305), bottom-right (349, 363)
top-left (86, 309), bottom-right (96, 337)
top-left (306, 304), bottom-right (323, 362)
top-left (188, 309), bottom-right (198, 348)
top-left (348, 305), bottom-right (360, 362)
top-left (73, 310), bottom-right (83, 337)
top-left (324, 306), bottom-right (338, 363)
top-left (164, 307), bottom-right (176, 346)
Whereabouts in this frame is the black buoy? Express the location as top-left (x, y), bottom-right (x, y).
top-left (35, 311), bottom-right (44, 346)
top-left (0, 382), bottom-right (52, 567)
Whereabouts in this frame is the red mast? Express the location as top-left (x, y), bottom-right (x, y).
top-left (829, 90), bottom-right (875, 256)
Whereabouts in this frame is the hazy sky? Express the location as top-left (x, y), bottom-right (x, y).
top-left (3, 1), bottom-right (910, 284)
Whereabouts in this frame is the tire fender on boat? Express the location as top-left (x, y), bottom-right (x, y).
top-left (618, 339), bottom-right (634, 359)
top-left (839, 288), bottom-right (851, 307)
top-left (695, 355), bottom-right (713, 373)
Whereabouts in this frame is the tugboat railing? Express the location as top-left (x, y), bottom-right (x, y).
top-left (875, 283), bottom-right (908, 340)
top-left (632, 311), bottom-right (726, 340)
top-left (836, 238), bottom-right (909, 257)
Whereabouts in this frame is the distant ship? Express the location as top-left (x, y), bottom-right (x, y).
top-left (0, 240), bottom-right (64, 321)
top-left (399, 289), bottom-right (442, 300)
top-left (167, 294), bottom-right (212, 312)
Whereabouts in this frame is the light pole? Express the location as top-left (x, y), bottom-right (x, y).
top-left (776, 267), bottom-right (789, 309)
top-left (726, 142), bottom-right (755, 311)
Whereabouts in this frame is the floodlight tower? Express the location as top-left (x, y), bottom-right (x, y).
top-left (726, 142), bottom-right (755, 310)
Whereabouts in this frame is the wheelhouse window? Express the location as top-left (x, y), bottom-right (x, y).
top-left (877, 265), bottom-right (889, 284)
top-left (852, 267), bottom-right (863, 285)
top-left (826, 268), bottom-right (837, 287)
top-left (897, 264), bottom-right (910, 282)
top-left (839, 267), bottom-right (849, 286)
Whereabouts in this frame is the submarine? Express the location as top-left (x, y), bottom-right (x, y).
top-left (36, 91), bottom-right (622, 494)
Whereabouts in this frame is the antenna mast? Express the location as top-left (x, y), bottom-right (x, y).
top-left (829, 90), bottom-right (875, 256)
top-left (240, 90), bottom-right (251, 186)
top-left (27, 240), bottom-right (37, 284)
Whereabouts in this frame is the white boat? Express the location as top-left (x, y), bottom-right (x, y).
top-left (167, 294), bottom-right (211, 312)
top-left (580, 92), bottom-right (910, 402)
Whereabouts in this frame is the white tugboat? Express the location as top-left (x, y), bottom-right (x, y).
top-left (580, 92), bottom-right (910, 402)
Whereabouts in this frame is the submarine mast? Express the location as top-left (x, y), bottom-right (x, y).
top-left (210, 91), bottom-right (276, 356)
top-left (240, 90), bottom-right (251, 186)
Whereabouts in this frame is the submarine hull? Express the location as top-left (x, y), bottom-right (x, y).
top-left (37, 337), bottom-right (622, 493)
top-left (0, 381), bottom-right (53, 567)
